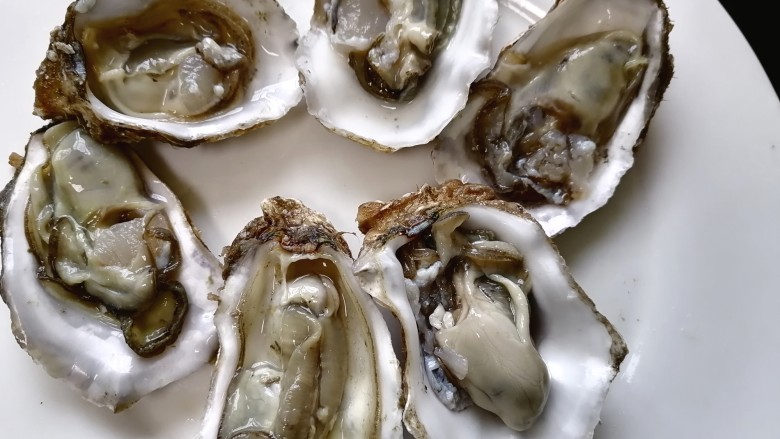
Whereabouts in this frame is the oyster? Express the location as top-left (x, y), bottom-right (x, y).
top-left (34, 0), bottom-right (301, 147)
top-left (296, 0), bottom-right (498, 151)
top-left (354, 180), bottom-right (627, 438)
top-left (199, 197), bottom-right (402, 438)
top-left (433, 0), bottom-right (674, 235)
top-left (0, 122), bottom-right (222, 410)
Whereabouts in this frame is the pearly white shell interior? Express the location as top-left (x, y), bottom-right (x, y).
top-left (354, 203), bottom-right (621, 439)
top-left (296, 0), bottom-right (499, 150)
top-left (434, 0), bottom-right (669, 236)
top-left (75, 0), bottom-right (303, 143)
top-left (200, 240), bottom-right (403, 438)
top-left (1, 131), bottom-right (223, 410)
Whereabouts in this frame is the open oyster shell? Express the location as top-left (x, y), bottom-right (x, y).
top-left (199, 197), bottom-right (403, 438)
top-left (0, 122), bottom-right (223, 411)
top-left (34, 0), bottom-right (301, 147)
top-left (296, 0), bottom-right (498, 151)
top-left (354, 180), bottom-right (627, 438)
top-left (433, 0), bottom-right (674, 235)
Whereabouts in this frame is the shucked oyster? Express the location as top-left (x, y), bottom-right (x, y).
top-left (34, 0), bottom-right (301, 147)
top-left (199, 198), bottom-right (402, 438)
top-left (0, 122), bottom-right (222, 410)
top-left (296, 0), bottom-right (498, 151)
top-left (433, 0), bottom-right (673, 235)
top-left (354, 180), bottom-right (626, 438)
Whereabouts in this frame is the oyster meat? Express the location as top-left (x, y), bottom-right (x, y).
top-left (0, 122), bottom-right (223, 410)
top-left (199, 197), bottom-right (402, 438)
top-left (433, 0), bottom-right (674, 235)
top-left (296, 0), bottom-right (498, 151)
top-left (354, 180), bottom-right (627, 438)
top-left (34, 0), bottom-right (302, 147)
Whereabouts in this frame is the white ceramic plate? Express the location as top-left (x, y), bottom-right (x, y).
top-left (1, 0), bottom-right (779, 437)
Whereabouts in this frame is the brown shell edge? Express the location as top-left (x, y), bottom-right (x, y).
top-left (222, 197), bottom-right (351, 279)
top-left (33, 4), bottom-right (85, 124)
top-left (32, 4), bottom-right (283, 148)
top-left (630, 0), bottom-right (675, 154)
top-left (356, 180), bottom-right (497, 245)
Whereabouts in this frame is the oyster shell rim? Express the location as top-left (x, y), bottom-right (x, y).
top-left (0, 122), bottom-right (224, 411)
top-left (354, 180), bottom-right (628, 438)
top-left (295, 0), bottom-right (500, 152)
top-left (199, 196), bottom-right (404, 439)
top-left (356, 180), bottom-right (627, 367)
top-left (432, 0), bottom-right (676, 236)
top-left (33, 0), bottom-right (303, 148)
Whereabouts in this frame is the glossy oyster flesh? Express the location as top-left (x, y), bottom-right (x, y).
top-left (296, 0), bottom-right (498, 151)
top-left (433, 0), bottom-right (673, 235)
top-left (34, 0), bottom-right (301, 146)
top-left (199, 197), bottom-right (402, 438)
top-left (354, 180), bottom-right (626, 438)
top-left (0, 122), bottom-right (223, 410)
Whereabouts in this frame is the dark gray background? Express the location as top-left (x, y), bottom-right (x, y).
top-left (719, 0), bottom-right (778, 96)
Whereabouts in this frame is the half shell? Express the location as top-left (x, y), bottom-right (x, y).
top-left (354, 180), bottom-right (626, 438)
top-left (0, 122), bottom-right (223, 411)
top-left (34, 0), bottom-right (302, 147)
top-left (296, 0), bottom-right (498, 151)
top-left (433, 0), bottom-right (674, 235)
top-left (199, 197), bottom-right (403, 438)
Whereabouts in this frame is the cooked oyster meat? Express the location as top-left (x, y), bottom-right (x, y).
top-left (354, 180), bottom-right (627, 438)
top-left (199, 197), bottom-right (402, 439)
top-left (433, 0), bottom-right (673, 235)
top-left (34, 0), bottom-right (301, 146)
top-left (0, 122), bottom-right (222, 410)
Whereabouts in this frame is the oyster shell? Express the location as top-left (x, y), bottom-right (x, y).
top-left (354, 180), bottom-right (626, 438)
top-left (0, 122), bottom-right (223, 410)
top-left (296, 0), bottom-right (498, 151)
top-left (433, 0), bottom-right (674, 235)
top-left (34, 0), bottom-right (301, 147)
top-left (199, 197), bottom-right (402, 438)
top-left (489, 0), bottom-right (554, 64)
